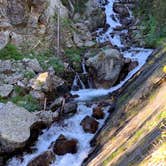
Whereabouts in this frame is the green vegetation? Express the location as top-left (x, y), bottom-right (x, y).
top-left (35, 51), bottom-right (64, 74)
top-left (61, 0), bottom-right (88, 14)
top-left (11, 94), bottom-right (40, 112)
top-left (0, 86), bottom-right (40, 112)
top-left (135, 0), bottom-right (166, 47)
top-left (64, 47), bottom-right (85, 64)
top-left (0, 44), bottom-right (23, 60)
top-left (23, 71), bottom-right (36, 80)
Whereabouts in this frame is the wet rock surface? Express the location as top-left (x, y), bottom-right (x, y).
top-left (27, 151), bottom-right (55, 166)
top-left (86, 48), bottom-right (124, 88)
top-left (80, 116), bottom-right (99, 134)
top-left (92, 106), bottom-right (105, 119)
top-left (63, 102), bottom-right (77, 116)
top-left (53, 135), bottom-right (78, 155)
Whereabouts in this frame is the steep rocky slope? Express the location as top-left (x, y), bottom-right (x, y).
top-left (84, 46), bottom-right (166, 166)
top-left (0, 0), bottom-right (104, 52)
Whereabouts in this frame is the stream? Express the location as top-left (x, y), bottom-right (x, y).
top-left (7, 0), bottom-right (153, 166)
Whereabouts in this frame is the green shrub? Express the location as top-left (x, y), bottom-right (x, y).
top-left (65, 47), bottom-right (85, 64)
top-left (0, 44), bottom-right (23, 60)
top-left (135, 0), bottom-right (166, 47)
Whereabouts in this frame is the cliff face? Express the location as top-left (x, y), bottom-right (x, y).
top-left (0, 0), bottom-right (52, 51)
top-left (0, 0), bottom-right (105, 53)
top-left (84, 46), bottom-right (166, 166)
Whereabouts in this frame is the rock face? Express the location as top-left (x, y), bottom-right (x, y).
top-left (80, 116), bottom-right (99, 134)
top-left (27, 151), bottom-right (55, 166)
top-left (0, 102), bottom-right (37, 153)
top-left (0, 0), bottom-right (104, 52)
top-left (86, 48), bottom-right (124, 88)
top-left (53, 135), bottom-right (78, 155)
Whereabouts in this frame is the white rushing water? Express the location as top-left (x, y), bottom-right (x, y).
top-left (8, 0), bottom-right (153, 166)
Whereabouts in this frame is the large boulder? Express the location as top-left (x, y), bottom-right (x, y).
top-left (0, 102), bottom-right (38, 153)
top-left (53, 134), bottom-right (78, 155)
top-left (80, 116), bottom-right (99, 134)
top-left (0, 102), bottom-right (59, 154)
top-left (27, 151), bottom-right (55, 166)
top-left (86, 48), bottom-right (124, 88)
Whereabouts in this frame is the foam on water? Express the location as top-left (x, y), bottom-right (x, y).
top-left (8, 104), bottom-right (109, 166)
top-left (8, 0), bottom-right (153, 166)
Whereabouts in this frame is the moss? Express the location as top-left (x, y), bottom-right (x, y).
top-left (0, 44), bottom-right (23, 60)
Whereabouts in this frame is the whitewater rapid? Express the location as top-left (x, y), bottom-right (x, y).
top-left (7, 0), bottom-right (153, 166)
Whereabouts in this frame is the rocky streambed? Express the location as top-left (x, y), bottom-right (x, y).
top-left (1, 0), bottom-right (153, 166)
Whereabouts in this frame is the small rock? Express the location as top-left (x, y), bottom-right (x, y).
top-left (53, 134), bottom-right (78, 155)
top-left (0, 103), bottom-right (4, 109)
top-left (84, 41), bottom-right (95, 47)
top-left (0, 31), bottom-right (9, 50)
top-left (128, 61), bottom-right (139, 72)
top-left (23, 58), bottom-right (43, 73)
top-left (108, 103), bottom-right (116, 113)
top-left (92, 106), bottom-right (105, 119)
top-left (0, 60), bottom-right (13, 74)
top-left (113, 3), bottom-right (130, 18)
top-left (0, 84), bottom-right (13, 98)
top-left (63, 102), bottom-right (77, 115)
top-left (30, 90), bottom-right (45, 101)
top-left (80, 116), bottom-right (99, 134)
top-left (35, 111), bottom-right (59, 125)
top-left (27, 151), bottom-right (55, 166)
top-left (49, 97), bottom-right (64, 111)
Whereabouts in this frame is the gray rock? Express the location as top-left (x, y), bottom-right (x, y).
top-left (35, 110), bottom-right (59, 125)
top-left (0, 31), bottom-right (9, 50)
top-left (23, 58), bottom-right (43, 73)
top-left (50, 97), bottom-right (64, 111)
top-left (0, 60), bottom-right (12, 73)
top-left (27, 150), bottom-right (55, 166)
top-left (0, 84), bottom-right (13, 98)
top-left (30, 72), bottom-right (65, 92)
top-left (63, 102), bottom-right (77, 115)
top-left (0, 102), bottom-right (38, 153)
top-left (0, 103), bottom-right (5, 109)
top-left (30, 90), bottom-right (45, 101)
top-left (86, 48), bottom-right (124, 88)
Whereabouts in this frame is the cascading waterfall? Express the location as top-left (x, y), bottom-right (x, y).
top-left (7, 0), bottom-right (153, 166)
